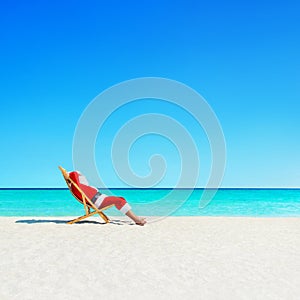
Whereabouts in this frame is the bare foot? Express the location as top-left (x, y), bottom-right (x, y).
top-left (135, 217), bottom-right (147, 226)
top-left (125, 210), bottom-right (147, 226)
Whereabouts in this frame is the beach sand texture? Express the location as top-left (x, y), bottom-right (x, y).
top-left (1, 216), bottom-right (300, 300)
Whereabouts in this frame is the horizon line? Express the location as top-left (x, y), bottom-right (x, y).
top-left (1, 187), bottom-right (300, 190)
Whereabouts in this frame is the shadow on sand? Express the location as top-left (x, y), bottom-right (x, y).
top-left (15, 218), bottom-right (133, 225)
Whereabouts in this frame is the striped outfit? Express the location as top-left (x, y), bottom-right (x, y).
top-left (68, 171), bottom-right (131, 214)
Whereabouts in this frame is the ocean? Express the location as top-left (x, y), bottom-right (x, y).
top-left (1, 188), bottom-right (300, 217)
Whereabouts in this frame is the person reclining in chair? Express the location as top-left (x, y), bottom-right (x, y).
top-left (69, 171), bottom-right (146, 226)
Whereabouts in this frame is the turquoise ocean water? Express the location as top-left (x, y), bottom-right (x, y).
top-left (1, 188), bottom-right (300, 217)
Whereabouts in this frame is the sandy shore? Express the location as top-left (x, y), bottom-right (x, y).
top-left (1, 216), bottom-right (300, 300)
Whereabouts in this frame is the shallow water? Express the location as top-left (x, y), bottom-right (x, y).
top-left (1, 188), bottom-right (300, 217)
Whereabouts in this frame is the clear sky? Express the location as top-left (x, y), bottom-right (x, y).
top-left (1, 0), bottom-right (299, 188)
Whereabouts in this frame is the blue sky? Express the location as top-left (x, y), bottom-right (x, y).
top-left (1, 0), bottom-right (299, 187)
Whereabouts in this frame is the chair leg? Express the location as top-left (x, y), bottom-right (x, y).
top-left (67, 208), bottom-right (111, 224)
top-left (67, 211), bottom-right (99, 224)
top-left (98, 211), bottom-right (110, 223)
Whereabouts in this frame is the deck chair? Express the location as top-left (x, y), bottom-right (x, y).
top-left (58, 166), bottom-right (113, 224)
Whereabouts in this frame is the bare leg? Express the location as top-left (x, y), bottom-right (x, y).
top-left (125, 210), bottom-right (146, 226)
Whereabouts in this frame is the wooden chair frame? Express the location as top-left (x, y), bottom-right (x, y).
top-left (58, 166), bottom-right (113, 224)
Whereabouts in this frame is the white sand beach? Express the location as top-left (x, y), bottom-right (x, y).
top-left (1, 216), bottom-right (300, 300)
